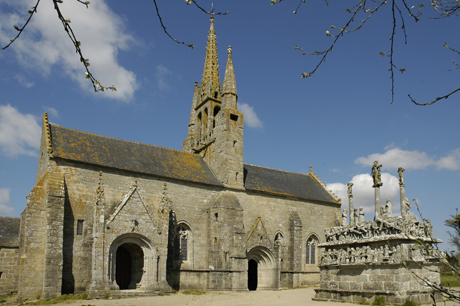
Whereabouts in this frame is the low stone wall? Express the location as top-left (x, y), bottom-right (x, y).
top-left (314, 262), bottom-right (441, 304)
top-left (0, 248), bottom-right (20, 296)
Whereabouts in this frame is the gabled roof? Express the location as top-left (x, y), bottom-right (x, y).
top-left (49, 125), bottom-right (223, 187)
top-left (0, 216), bottom-right (20, 247)
top-left (47, 124), bottom-right (339, 205)
top-left (243, 164), bottom-right (339, 204)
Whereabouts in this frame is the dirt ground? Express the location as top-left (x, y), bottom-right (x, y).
top-left (15, 287), bottom-right (455, 306)
top-left (61, 287), bottom-right (337, 306)
top-left (4, 287), bottom-right (457, 306)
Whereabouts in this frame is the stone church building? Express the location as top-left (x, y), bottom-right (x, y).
top-left (0, 18), bottom-right (341, 299)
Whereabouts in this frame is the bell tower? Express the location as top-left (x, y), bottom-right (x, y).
top-left (183, 18), bottom-right (244, 189)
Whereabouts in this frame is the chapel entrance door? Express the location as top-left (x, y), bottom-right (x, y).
top-left (248, 259), bottom-right (258, 291)
top-left (116, 245), bottom-right (132, 289)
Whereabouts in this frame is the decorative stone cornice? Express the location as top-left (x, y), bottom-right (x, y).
top-left (309, 166), bottom-right (341, 203)
top-left (43, 112), bottom-right (54, 157)
top-left (95, 171), bottom-right (104, 205)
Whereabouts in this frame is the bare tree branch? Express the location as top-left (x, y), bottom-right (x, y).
top-left (296, 0), bottom-right (386, 79)
top-left (152, 0), bottom-right (194, 49)
top-left (51, 0), bottom-right (116, 92)
top-left (1, 0), bottom-right (41, 51)
top-left (187, 0), bottom-right (229, 16)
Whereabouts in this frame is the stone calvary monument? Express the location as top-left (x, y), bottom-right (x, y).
top-left (314, 162), bottom-right (443, 304)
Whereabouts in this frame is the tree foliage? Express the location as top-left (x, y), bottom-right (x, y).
top-left (1, 0), bottom-right (459, 105)
top-left (445, 212), bottom-right (460, 253)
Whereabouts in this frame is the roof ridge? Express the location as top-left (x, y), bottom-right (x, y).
top-left (244, 163), bottom-right (310, 177)
top-left (50, 124), bottom-right (195, 156)
top-left (0, 216), bottom-right (20, 220)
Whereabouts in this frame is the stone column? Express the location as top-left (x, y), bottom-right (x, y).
top-left (374, 187), bottom-right (381, 220)
top-left (371, 161), bottom-right (383, 220)
top-left (398, 167), bottom-right (406, 216)
top-left (347, 182), bottom-right (354, 225)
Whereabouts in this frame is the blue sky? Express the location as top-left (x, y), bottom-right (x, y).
top-left (0, 0), bottom-right (459, 251)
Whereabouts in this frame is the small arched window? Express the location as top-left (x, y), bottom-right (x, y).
top-left (306, 235), bottom-right (319, 265)
top-left (174, 225), bottom-right (190, 261)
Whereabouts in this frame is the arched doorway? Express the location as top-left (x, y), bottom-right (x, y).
top-left (247, 246), bottom-right (278, 290)
top-left (115, 243), bottom-right (144, 289)
top-left (109, 234), bottom-right (158, 291)
top-left (116, 245), bottom-right (132, 289)
top-left (248, 259), bottom-right (258, 290)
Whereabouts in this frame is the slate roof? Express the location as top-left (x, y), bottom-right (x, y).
top-left (0, 216), bottom-right (20, 248)
top-left (50, 125), bottom-right (223, 186)
top-left (243, 164), bottom-right (338, 204)
top-left (48, 124), bottom-right (338, 204)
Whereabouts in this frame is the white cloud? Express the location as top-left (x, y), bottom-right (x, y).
top-left (238, 102), bottom-right (263, 128)
top-left (355, 147), bottom-right (435, 170)
top-left (436, 149), bottom-right (460, 170)
top-left (0, 0), bottom-right (138, 101)
top-left (0, 188), bottom-right (14, 215)
top-left (327, 172), bottom-right (401, 219)
top-left (155, 64), bottom-right (172, 90)
top-left (14, 74), bottom-right (35, 88)
top-left (0, 104), bottom-right (41, 156)
top-left (44, 107), bottom-right (59, 118)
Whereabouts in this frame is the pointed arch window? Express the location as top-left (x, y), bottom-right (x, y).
top-left (306, 235), bottom-right (319, 265)
top-left (174, 224), bottom-right (191, 262)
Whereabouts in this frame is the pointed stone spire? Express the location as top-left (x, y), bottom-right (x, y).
top-left (201, 17), bottom-right (221, 99)
top-left (222, 46), bottom-right (237, 109)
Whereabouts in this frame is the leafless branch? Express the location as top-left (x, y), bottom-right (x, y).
top-left (188, 0), bottom-right (229, 16)
top-left (1, 0), bottom-right (41, 50)
top-left (431, 0), bottom-right (460, 17)
top-left (153, 0), bottom-right (194, 49)
top-left (409, 86), bottom-right (460, 106)
top-left (296, 0), bottom-right (386, 79)
top-left (52, 0), bottom-right (116, 92)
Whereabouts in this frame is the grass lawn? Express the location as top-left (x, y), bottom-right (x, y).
top-left (441, 273), bottom-right (460, 287)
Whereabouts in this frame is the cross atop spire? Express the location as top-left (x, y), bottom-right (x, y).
top-left (210, 3), bottom-right (215, 17)
top-left (201, 17), bottom-right (221, 99)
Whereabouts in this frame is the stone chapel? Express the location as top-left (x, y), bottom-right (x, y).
top-left (0, 18), bottom-right (341, 299)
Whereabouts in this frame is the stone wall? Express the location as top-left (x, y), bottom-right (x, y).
top-left (316, 262), bottom-right (441, 304)
top-left (19, 156), bottom-right (340, 296)
top-left (0, 248), bottom-right (19, 295)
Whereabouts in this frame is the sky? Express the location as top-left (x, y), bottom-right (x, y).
top-left (0, 0), bottom-right (459, 251)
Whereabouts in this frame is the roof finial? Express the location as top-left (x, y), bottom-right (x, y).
top-left (210, 3), bottom-right (215, 17)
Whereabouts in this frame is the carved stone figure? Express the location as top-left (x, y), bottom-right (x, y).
top-left (384, 245), bottom-right (390, 260)
top-left (342, 209), bottom-right (348, 226)
top-left (347, 182), bottom-right (353, 197)
top-left (371, 161), bottom-right (383, 188)
top-left (274, 232), bottom-right (284, 247)
top-left (425, 219), bottom-right (433, 238)
top-left (398, 167), bottom-right (405, 186)
top-left (359, 207), bottom-right (365, 223)
top-left (384, 199), bottom-right (392, 218)
top-left (354, 209), bottom-right (359, 224)
top-left (403, 197), bottom-right (411, 217)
